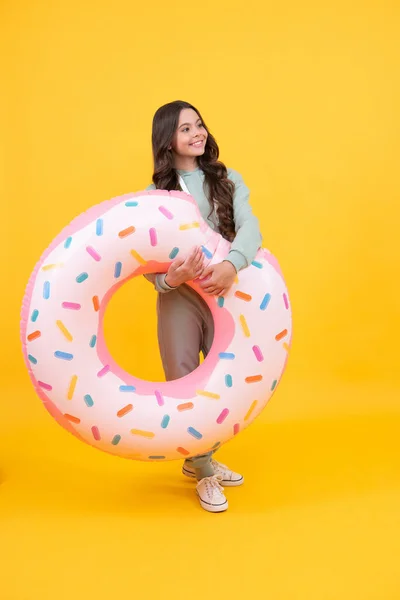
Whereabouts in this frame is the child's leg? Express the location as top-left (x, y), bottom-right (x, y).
top-left (184, 452), bottom-right (214, 479)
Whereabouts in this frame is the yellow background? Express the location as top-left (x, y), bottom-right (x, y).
top-left (1, 1), bottom-right (399, 599)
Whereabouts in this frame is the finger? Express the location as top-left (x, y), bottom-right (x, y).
top-left (200, 265), bottom-right (214, 280)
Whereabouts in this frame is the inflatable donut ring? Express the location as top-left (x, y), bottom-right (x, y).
top-left (21, 190), bottom-right (292, 461)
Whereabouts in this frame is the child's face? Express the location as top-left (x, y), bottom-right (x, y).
top-left (172, 108), bottom-right (208, 159)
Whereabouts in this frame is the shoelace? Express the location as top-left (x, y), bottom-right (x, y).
top-left (196, 475), bottom-right (225, 496)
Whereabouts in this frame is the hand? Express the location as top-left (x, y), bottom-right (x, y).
top-left (165, 246), bottom-right (205, 288)
top-left (199, 261), bottom-right (237, 296)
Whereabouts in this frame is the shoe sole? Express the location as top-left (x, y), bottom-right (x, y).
top-left (196, 491), bottom-right (228, 513)
top-left (183, 468), bottom-right (244, 487)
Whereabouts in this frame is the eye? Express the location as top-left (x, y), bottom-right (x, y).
top-left (198, 122), bottom-right (204, 128)
top-left (182, 127), bottom-right (189, 133)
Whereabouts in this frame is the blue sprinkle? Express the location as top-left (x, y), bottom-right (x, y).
top-left (84, 394), bottom-right (94, 407)
top-left (201, 245), bottom-right (213, 259)
top-left (217, 297), bottom-right (225, 308)
top-left (260, 293), bottom-right (271, 311)
top-left (43, 281), bottom-right (50, 300)
top-left (125, 201), bottom-right (138, 207)
top-left (54, 351), bottom-right (74, 361)
top-left (252, 260), bottom-right (263, 269)
top-left (225, 374), bottom-right (233, 388)
top-left (188, 427), bottom-right (202, 440)
top-left (219, 352), bottom-right (235, 360)
top-left (148, 456), bottom-right (166, 460)
top-left (119, 385), bottom-right (136, 392)
top-left (31, 309), bottom-right (39, 322)
top-left (169, 247), bottom-right (179, 259)
top-left (64, 236), bottom-right (72, 249)
top-left (114, 261), bottom-right (122, 278)
top-left (111, 434), bottom-right (121, 446)
top-left (96, 219), bottom-right (103, 236)
top-left (76, 272), bottom-right (88, 283)
top-left (161, 415), bottom-right (170, 429)
top-left (89, 335), bottom-right (97, 348)
top-left (28, 354), bottom-right (37, 364)
top-left (271, 379), bottom-right (278, 391)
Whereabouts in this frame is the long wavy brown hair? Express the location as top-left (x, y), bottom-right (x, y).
top-left (150, 100), bottom-right (236, 242)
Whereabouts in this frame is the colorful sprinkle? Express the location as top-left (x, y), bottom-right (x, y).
top-left (43, 281), bottom-right (50, 299)
top-left (84, 394), bottom-right (94, 407)
top-left (177, 402), bottom-right (194, 412)
top-left (130, 249), bottom-right (146, 265)
top-left (91, 426), bottom-right (101, 441)
top-left (252, 261), bottom-right (263, 269)
top-left (28, 354), bottom-right (37, 364)
top-left (131, 429), bottom-right (155, 439)
top-left (27, 330), bottom-right (41, 342)
top-left (217, 409), bottom-right (229, 424)
top-left (235, 291), bottom-right (252, 302)
top-left (239, 314), bottom-right (251, 337)
top-left (56, 320), bottom-right (73, 342)
top-left (283, 293), bottom-right (289, 309)
top-left (64, 236), bottom-right (72, 249)
top-left (149, 228), bottom-right (158, 246)
top-left (212, 441), bottom-right (221, 450)
top-left (42, 263), bottom-right (63, 271)
top-left (55, 351), bottom-right (74, 361)
top-left (233, 423), bottom-right (240, 435)
top-left (177, 447), bottom-right (190, 456)
top-left (86, 246), bottom-right (101, 261)
top-left (155, 390), bottom-right (164, 406)
top-left (252, 345), bottom-right (264, 362)
top-left (148, 456), bottom-right (165, 460)
top-left (225, 374), bottom-right (233, 388)
top-left (283, 342), bottom-right (290, 352)
top-left (111, 434), bottom-right (121, 445)
top-left (217, 297), bottom-right (225, 308)
top-left (96, 219), bottom-right (103, 236)
top-left (188, 427), bottom-right (202, 440)
top-left (76, 272), bottom-right (88, 283)
top-left (38, 381), bottom-right (52, 391)
top-left (97, 365), bottom-right (110, 377)
top-left (271, 379), bottom-right (278, 391)
top-left (201, 245), bottom-right (213, 259)
top-left (169, 247), bottom-right (179, 259)
top-left (119, 385), bottom-right (136, 392)
top-left (161, 415), bottom-right (170, 429)
top-left (67, 375), bottom-right (78, 400)
top-left (62, 302), bottom-right (81, 310)
top-left (234, 275), bottom-right (239, 284)
top-left (125, 200), bottom-right (138, 207)
top-left (114, 261), bottom-right (122, 278)
top-left (245, 375), bottom-right (263, 383)
top-left (64, 413), bottom-right (80, 424)
top-left (179, 222), bottom-right (200, 230)
top-left (244, 400), bottom-right (258, 421)
top-left (119, 226), bottom-right (135, 238)
top-left (117, 404), bottom-right (133, 417)
top-left (219, 352), bottom-right (235, 360)
top-left (159, 205), bottom-right (174, 220)
top-left (260, 293), bottom-right (271, 310)
top-left (89, 335), bottom-right (97, 348)
top-left (275, 329), bottom-right (288, 341)
top-left (196, 390), bottom-right (220, 400)
top-left (31, 309), bottom-right (39, 322)
top-left (92, 296), bottom-right (100, 311)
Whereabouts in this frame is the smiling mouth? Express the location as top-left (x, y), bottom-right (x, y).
top-left (190, 140), bottom-right (204, 147)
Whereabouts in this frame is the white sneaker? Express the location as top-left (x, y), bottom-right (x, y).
top-left (183, 459), bottom-right (244, 487)
top-left (196, 475), bottom-right (228, 513)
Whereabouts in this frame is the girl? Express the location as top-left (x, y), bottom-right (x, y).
top-left (145, 100), bottom-right (262, 512)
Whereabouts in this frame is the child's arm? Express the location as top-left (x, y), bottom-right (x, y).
top-left (224, 169), bottom-right (262, 272)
